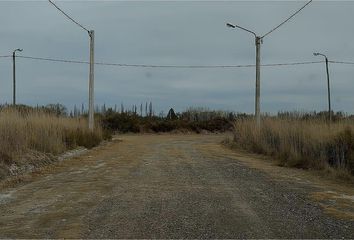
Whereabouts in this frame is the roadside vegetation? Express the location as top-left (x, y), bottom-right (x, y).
top-left (98, 106), bottom-right (242, 133)
top-left (6, 101), bottom-right (354, 182)
top-left (0, 102), bottom-right (238, 181)
top-left (0, 105), bottom-right (107, 180)
top-left (229, 111), bottom-right (354, 179)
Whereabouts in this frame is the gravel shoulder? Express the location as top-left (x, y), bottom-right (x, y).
top-left (0, 134), bottom-right (353, 238)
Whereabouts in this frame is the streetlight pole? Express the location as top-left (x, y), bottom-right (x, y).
top-left (12, 48), bottom-right (23, 106)
top-left (88, 30), bottom-right (95, 131)
top-left (313, 52), bottom-right (332, 123)
top-left (255, 36), bottom-right (261, 128)
top-left (226, 1), bottom-right (312, 129)
top-left (227, 23), bottom-right (262, 128)
top-left (48, 0), bottom-right (95, 131)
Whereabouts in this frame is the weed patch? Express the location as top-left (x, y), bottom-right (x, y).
top-left (232, 117), bottom-right (354, 178)
top-left (0, 107), bottom-right (104, 180)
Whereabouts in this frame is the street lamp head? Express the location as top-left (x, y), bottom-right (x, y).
top-left (313, 52), bottom-right (327, 59)
top-left (13, 48), bottom-right (23, 53)
top-left (226, 23), bottom-right (236, 28)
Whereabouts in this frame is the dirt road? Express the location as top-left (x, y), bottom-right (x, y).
top-left (0, 134), bottom-right (353, 238)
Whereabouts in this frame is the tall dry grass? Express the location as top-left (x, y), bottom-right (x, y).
top-left (232, 118), bottom-right (354, 177)
top-left (0, 107), bottom-right (104, 165)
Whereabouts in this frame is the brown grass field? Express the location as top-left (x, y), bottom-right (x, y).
top-left (231, 117), bottom-right (354, 180)
top-left (0, 108), bottom-right (104, 180)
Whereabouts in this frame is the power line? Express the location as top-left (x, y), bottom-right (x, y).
top-left (17, 56), bottom-right (253, 68)
top-left (262, 60), bottom-right (323, 67)
top-left (329, 60), bottom-right (354, 65)
top-left (16, 55), bottom-right (327, 68)
top-left (95, 62), bottom-right (255, 68)
top-left (262, 0), bottom-right (312, 38)
top-left (18, 55), bottom-right (88, 64)
top-left (48, 0), bottom-right (89, 33)
top-left (0, 55), bottom-right (11, 58)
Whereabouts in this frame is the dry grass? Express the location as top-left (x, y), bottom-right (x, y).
top-left (232, 118), bottom-right (354, 178)
top-left (0, 107), bottom-right (105, 180)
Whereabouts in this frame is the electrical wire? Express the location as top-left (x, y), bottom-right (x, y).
top-left (16, 55), bottom-right (327, 68)
top-left (18, 55), bottom-right (88, 64)
top-left (329, 60), bottom-right (354, 65)
top-left (48, 0), bottom-right (90, 33)
top-left (94, 62), bottom-right (255, 68)
top-left (262, 0), bottom-right (312, 38)
top-left (17, 56), bottom-right (253, 68)
top-left (0, 55), bottom-right (11, 58)
top-left (262, 60), bottom-right (323, 67)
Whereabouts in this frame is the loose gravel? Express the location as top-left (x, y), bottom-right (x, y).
top-left (0, 134), bottom-right (353, 238)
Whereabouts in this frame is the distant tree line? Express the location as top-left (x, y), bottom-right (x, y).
top-left (97, 105), bottom-right (247, 133)
top-left (276, 110), bottom-right (351, 121)
top-left (2, 103), bottom-right (353, 134)
top-left (0, 103), bottom-right (68, 117)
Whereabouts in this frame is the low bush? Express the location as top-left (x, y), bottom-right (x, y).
top-left (99, 109), bottom-right (236, 133)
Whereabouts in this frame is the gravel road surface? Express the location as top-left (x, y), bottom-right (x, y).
top-left (0, 134), bottom-right (353, 238)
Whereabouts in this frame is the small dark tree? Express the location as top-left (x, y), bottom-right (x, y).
top-left (167, 108), bottom-right (177, 120)
top-left (45, 103), bottom-right (67, 116)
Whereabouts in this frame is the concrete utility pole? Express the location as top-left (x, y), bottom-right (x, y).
top-left (88, 30), bottom-right (95, 131)
top-left (12, 48), bottom-right (23, 106)
top-left (226, 1), bottom-right (312, 129)
top-left (325, 57), bottom-right (331, 123)
top-left (226, 23), bottom-right (262, 128)
top-left (48, 0), bottom-right (95, 131)
top-left (255, 36), bottom-right (262, 127)
top-left (313, 52), bottom-right (332, 124)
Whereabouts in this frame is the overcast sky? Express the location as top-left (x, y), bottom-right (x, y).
top-left (0, 0), bottom-right (353, 114)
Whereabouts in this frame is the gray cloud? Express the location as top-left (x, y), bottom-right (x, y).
top-left (0, 1), bottom-right (353, 114)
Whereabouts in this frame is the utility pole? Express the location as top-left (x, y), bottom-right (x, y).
top-left (226, 0), bottom-right (312, 129)
top-left (12, 48), bottom-right (23, 106)
top-left (88, 30), bottom-right (95, 131)
top-left (48, 0), bottom-right (95, 130)
top-left (325, 57), bottom-right (331, 123)
top-left (13, 53), bottom-right (16, 106)
top-left (255, 36), bottom-right (262, 127)
top-left (314, 52), bottom-right (332, 124)
top-left (226, 23), bottom-right (262, 128)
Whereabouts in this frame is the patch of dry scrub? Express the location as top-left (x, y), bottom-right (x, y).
top-left (232, 118), bottom-right (354, 179)
top-left (0, 108), bottom-right (104, 180)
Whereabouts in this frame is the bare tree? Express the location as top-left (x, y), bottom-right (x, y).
top-left (121, 103), bottom-right (124, 114)
top-left (145, 102), bottom-right (148, 117)
top-left (149, 102), bottom-right (153, 117)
